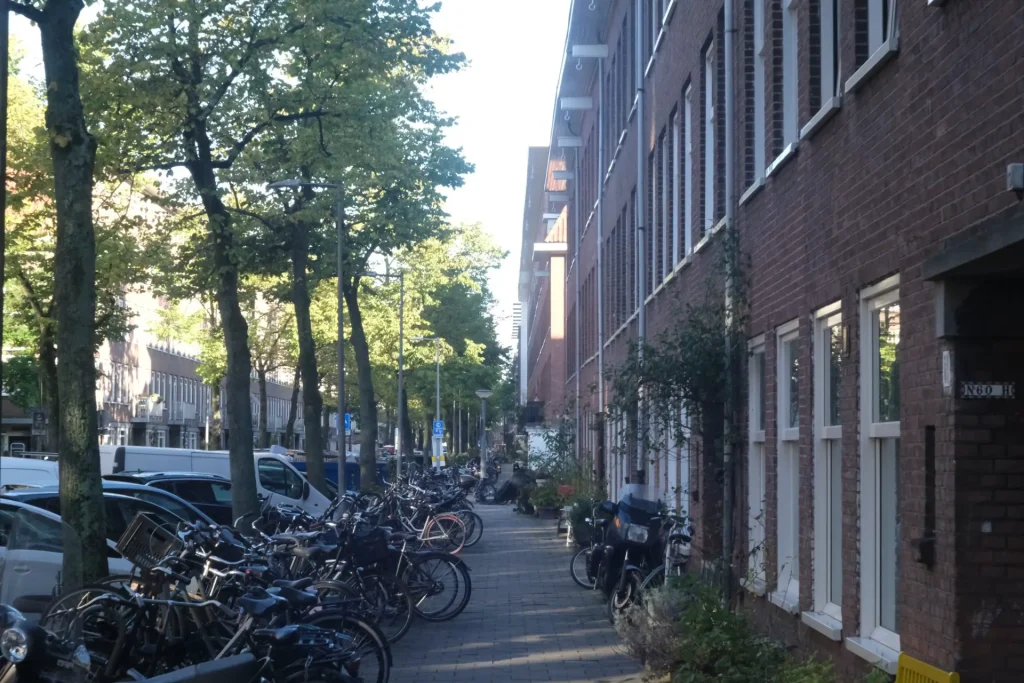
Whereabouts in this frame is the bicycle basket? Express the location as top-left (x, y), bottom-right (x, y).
top-left (351, 529), bottom-right (391, 565)
top-left (115, 512), bottom-right (183, 570)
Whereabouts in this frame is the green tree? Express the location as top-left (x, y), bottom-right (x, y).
top-left (241, 278), bottom-right (297, 450)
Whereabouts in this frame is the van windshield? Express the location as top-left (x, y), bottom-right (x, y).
top-left (258, 458), bottom-right (303, 500)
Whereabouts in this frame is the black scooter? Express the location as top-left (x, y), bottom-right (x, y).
top-left (0, 604), bottom-right (91, 683)
top-left (590, 492), bottom-right (664, 621)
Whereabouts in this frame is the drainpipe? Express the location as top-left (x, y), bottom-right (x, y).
top-left (634, 0), bottom-right (648, 486)
top-left (574, 153), bottom-right (582, 465)
top-left (722, 0), bottom-right (738, 605)
top-left (596, 57), bottom-right (607, 485)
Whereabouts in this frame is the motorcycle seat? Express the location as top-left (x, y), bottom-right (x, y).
top-left (252, 625), bottom-right (300, 645)
top-left (272, 577), bottom-right (314, 590)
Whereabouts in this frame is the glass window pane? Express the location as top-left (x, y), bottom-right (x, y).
top-left (756, 352), bottom-right (766, 431)
top-left (828, 440), bottom-right (843, 605)
top-left (786, 339), bottom-right (799, 429)
top-left (875, 303), bottom-right (901, 423)
top-left (827, 325), bottom-right (842, 427)
top-left (879, 437), bottom-right (899, 631)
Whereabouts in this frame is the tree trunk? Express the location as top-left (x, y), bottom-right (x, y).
top-left (38, 327), bottom-right (60, 452)
top-left (343, 283), bottom-right (378, 491)
top-left (285, 367), bottom-right (299, 449)
top-left (210, 380), bottom-right (223, 449)
top-left (288, 219), bottom-right (326, 491)
top-left (257, 368), bottom-right (269, 449)
top-left (40, 0), bottom-right (107, 587)
top-left (189, 155), bottom-right (258, 521)
top-left (400, 384), bottom-right (413, 460)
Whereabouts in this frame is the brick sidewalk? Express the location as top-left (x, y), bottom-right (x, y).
top-left (388, 505), bottom-right (644, 683)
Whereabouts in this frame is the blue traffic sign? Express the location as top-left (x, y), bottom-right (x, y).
top-left (432, 420), bottom-right (444, 437)
top-left (344, 413), bottom-right (352, 435)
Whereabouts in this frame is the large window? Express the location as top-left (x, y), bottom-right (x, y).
top-left (813, 0), bottom-right (840, 109)
top-left (660, 126), bottom-right (670, 280)
top-left (702, 42), bottom-right (715, 237)
top-left (773, 320), bottom-right (800, 613)
top-left (782, 0), bottom-right (798, 147)
top-left (747, 338), bottom-right (767, 592)
top-left (683, 85), bottom-right (694, 255)
top-left (854, 275), bottom-right (901, 661)
top-left (745, 0), bottom-right (767, 190)
top-left (807, 303), bottom-right (843, 639)
top-left (671, 107), bottom-right (682, 265)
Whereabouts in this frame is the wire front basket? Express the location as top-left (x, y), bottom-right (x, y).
top-left (115, 512), bottom-right (182, 570)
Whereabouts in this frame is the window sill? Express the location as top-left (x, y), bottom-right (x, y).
top-left (844, 38), bottom-right (899, 95)
top-left (769, 589), bottom-right (800, 615)
top-left (740, 576), bottom-right (766, 596)
top-left (739, 177), bottom-right (764, 206)
top-left (671, 254), bottom-right (692, 277)
top-left (693, 233), bottom-right (711, 254)
top-left (629, 97), bottom-right (638, 123)
top-left (645, 55), bottom-right (656, 79)
top-left (800, 96), bottom-right (842, 140)
top-left (844, 637), bottom-right (900, 675)
top-left (765, 142), bottom-right (798, 178)
top-left (801, 611), bottom-right (842, 642)
top-left (654, 28), bottom-right (666, 56)
top-left (663, 0), bottom-right (678, 25)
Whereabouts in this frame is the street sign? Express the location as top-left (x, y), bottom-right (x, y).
top-left (31, 410), bottom-right (45, 436)
top-left (344, 413), bottom-right (352, 436)
top-left (432, 420), bottom-right (444, 437)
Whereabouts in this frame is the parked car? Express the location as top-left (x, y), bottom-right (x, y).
top-left (0, 456), bottom-right (59, 489)
top-left (100, 479), bottom-right (217, 526)
top-left (104, 472), bottom-right (234, 525)
top-left (99, 446), bottom-right (331, 516)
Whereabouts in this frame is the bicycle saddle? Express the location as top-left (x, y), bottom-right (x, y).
top-left (384, 529), bottom-right (417, 542)
top-left (268, 585), bottom-right (319, 609)
top-left (237, 590), bottom-right (289, 617)
top-left (272, 577), bottom-right (314, 590)
top-left (251, 625), bottom-right (301, 645)
top-left (292, 544), bottom-right (337, 561)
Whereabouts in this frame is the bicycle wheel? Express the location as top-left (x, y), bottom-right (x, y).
top-left (423, 514), bottom-right (466, 554)
top-left (347, 574), bottom-right (414, 644)
top-left (402, 553), bottom-right (472, 622)
top-left (570, 547), bottom-right (596, 589)
top-left (638, 564), bottom-right (666, 592)
top-left (475, 483), bottom-right (496, 504)
top-left (456, 510), bottom-right (484, 548)
top-left (302, 611), bottom-right (390, 683)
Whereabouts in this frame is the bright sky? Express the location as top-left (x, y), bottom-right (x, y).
top-left (428, 0), bottom-right (570, 349)
top-left (10, 0), bottom-right (571, 351)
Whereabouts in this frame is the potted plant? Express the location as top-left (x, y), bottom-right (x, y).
top-left (532, 480), bottom-right (563, 520)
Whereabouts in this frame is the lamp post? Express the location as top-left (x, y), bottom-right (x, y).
top-left (475, 388), bottom-right (492, 468)
top-left (412, 336), bottom-right (442, 469)
top-left (359, 270), bottom-right (405, 476)
top-left (268, 179), bottom-right (345, 481)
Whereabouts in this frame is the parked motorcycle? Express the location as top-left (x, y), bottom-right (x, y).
top-left (591, 491), bottom-right (664, 621)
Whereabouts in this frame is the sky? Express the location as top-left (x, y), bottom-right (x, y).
top-left (427, 0), bottom-right (571, 349)
top-left (9, 0), bottom-right (572, 350)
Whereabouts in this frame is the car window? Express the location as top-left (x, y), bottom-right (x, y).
top-left (0, 504), bottom-right (16, 547)
top-left (2, 504), bottom-right (64, 553)
top-left (105, 498), bottom-right (183, 543)
top-left (258, 458), bottom-right (303, 500)
top-left (170, 480), bottom-right (216, 504)
top-left (211, 482), bottom-right (232, 504)
top-left (133, 490), bottom-right (199, 523)
top-left (150, 481), bottom-right (176, 493)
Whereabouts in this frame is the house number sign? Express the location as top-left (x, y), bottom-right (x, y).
top-left (960, 382), bottom-right (1015, 399)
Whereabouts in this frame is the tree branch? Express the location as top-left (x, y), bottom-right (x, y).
top-left (10, 2), bottom-right (44, 23)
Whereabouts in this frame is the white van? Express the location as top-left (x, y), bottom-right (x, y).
top-left (99, 446), bottom-right (331, 516)
top-left (0, 457), bottom-right (59, 489)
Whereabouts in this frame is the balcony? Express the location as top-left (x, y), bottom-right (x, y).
top-left (167, 402), bottom-right (197, 425)
top-left (132, 396), bottom-right (165, 423)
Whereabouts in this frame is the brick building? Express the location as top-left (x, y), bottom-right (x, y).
top-left (542, 0), bottom-right (1024, 680)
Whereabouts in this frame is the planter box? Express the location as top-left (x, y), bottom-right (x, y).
top-left (537, 506), bottom-right (560, 520)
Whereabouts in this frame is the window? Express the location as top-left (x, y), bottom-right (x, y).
top-left (683, 86), bottom-right (694, 255)
top-left (172, 480), bottom-right (216, 505)
top-left (135, 490), bottom-right (197, 524)
top-left (811, 0), bottom-right (840, 110)
top-left (156, 430), bottom-right (166, 448)
top-left (258, 458), bottom-right (304, 500)
top-left (868, 0), bottom-right (894, 55)
top-left (671, 108), bottom-right (682, 265)
top-left (746, 0), bottom-right (767, 187)
top-left (773, 320), bottom-right (800, 613)
top-left (847, 0), bottom-right (898, 94)
top-left (4, 503), bottom-right (65, 553)
top-left (660, 126), bottom-right (671, 278)
top-left (782, 0), bottom-right (798, 147)
top-left (702, 41), bottom-right (715, 237)
top-left (855, 276), bottom-right (901, 658)
top-left (808, 303), bottom-right (843, 637)
top-left (211, 482), bottom-right (233, 505)
top-left (747, 338), bottom-right (767, 592)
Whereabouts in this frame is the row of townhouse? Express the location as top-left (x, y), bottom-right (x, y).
top-left (522, 0), bottom-right (1024, 680)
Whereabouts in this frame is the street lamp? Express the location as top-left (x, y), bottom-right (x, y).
top-left (359, 270), bottom-right (406, 477)
top-left (268, 179), bottom-right (345, 480)
top-left (412, 336), bottom-right (442, 470)
top-left (475, 388), bottom-right (492, 468)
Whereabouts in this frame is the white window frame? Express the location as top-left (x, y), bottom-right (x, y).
top-left (156, 430), bottom-right (166, 448)
top-left (703, 43), bottom-right (715, 234)
top-left (820, 0), bottom-right (839, 102)
top-left (746, 336), bottom-right (767, 594)
top-left (753, 0), bottom-right (766, 183)
top-left (805, 302), bottom-right (844, 640)
top-left (845, 0), bottom-right (899, 94)
top-left (660, 129), bottom-right (670, 280)
top-left (782, 0), bottom-right (799, 146)
top-left (684, 86), bottom-right (694, 256)
top-left (671, 109), bottom-right (682, 265)
top-left (851, 274), bottom-right (901, 662)
top-left (772, 319), bottom-right (800, 614)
